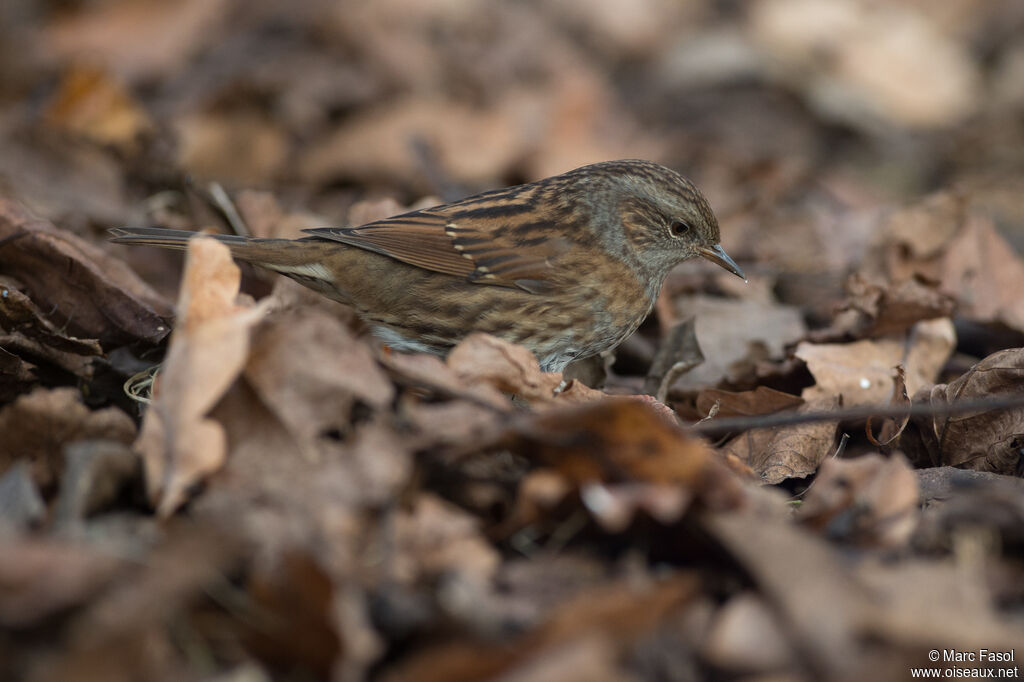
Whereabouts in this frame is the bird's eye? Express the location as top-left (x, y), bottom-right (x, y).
top-left (670, 220), bottom-right (691, 237)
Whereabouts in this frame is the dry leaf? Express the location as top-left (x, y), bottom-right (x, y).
top-left (902, 347), bottom-right (1024, 475)
top-left (0, 200), bottom-right (171, 347)
top-left (720, 398), bottom-right (838, 484)
top-left (669, 295), bottom-right (806, 391)
top-left (822, 273), bottom-right (955, 339)
top-left (800, 453), bottom-right (919, 548)
top-left (245, 309), bottom-right (393, 452)
top-left (0, 387), bottom-right (135, 491)
top-left (0, 538), bottom-right (125, 627)
top-left (382, 575), bottom-right (697, 682)
top-left (509, 399), bottom-right (745, 511)
top-left (938, 214), bottom-right (1024, 334)
top-left (696, 386), bottom-right (804, 419)
top-left (795, 317), bottom-right (955, 405)
top-left (865, 365), bottom-right (911, 447)
top-left (136, 237), bottom-right (267, 516)
top-left (447, 333), bottom-right (605, 407)
top-left (43, 64), bottom-right (153, 151)
top-left (46, 0), bottom-right (232, 81)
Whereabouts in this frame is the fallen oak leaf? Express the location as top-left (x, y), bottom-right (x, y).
top-left (135, 236), bottom-right (268, 517)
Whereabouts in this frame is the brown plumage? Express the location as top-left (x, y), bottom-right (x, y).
top-left (111, 159), bottom-right (743, 371)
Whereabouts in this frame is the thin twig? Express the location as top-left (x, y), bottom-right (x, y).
top-left (688, 392), bottom-right (1024, 437)
top-left (208, 182), bottom-right (250, 237)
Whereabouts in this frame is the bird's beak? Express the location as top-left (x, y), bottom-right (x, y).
top-left (698, 244), bottom-right (745, 280)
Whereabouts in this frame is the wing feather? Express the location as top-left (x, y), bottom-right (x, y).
top-left (303, 203), bottom-right (562, 291)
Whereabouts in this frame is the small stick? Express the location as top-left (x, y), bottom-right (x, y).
top-left (688, 393), bottom-right (1024, 437)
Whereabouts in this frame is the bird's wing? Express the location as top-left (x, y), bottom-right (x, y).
top-left (303, 201), bottom-right (565, 294)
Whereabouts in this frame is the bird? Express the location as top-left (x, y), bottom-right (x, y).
top-left (111, 159), bottom-right (744, 372)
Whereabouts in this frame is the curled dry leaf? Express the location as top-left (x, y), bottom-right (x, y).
top-left (821, 273), bottom-right (955, 340)
top-left (800, 453), bottom-right (919, 548)
top-left (795, 317), bottom-right (955, 406)
top-left (901, 348), bottom-right (1024, 475)
top-left (136, 237), bottom-right (268, 517)
top-left (865, 365), bottom-right (910, 447)
top-left (0, 200), bottom-right (171, 347)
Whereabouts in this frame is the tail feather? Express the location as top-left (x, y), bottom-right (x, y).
top-left (109, 227), bottom-right (251, 251)
top-left (109, 227), bottom-right (336, 285)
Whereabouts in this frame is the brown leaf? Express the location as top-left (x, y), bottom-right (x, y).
top-left (0, 387), bottom-right (136, 491)
top-left (46, 0), bottom-right (232, 81)
top-left (0, 538), bottom-right (126, 628)
top-left (381, 349), bottom-right (510, 411)
top-left (243, 552), bottom-right (341, 678)
top-left (176, 111), bottom-right (289, 186)
top-left (902, 348), bottom-right (1024, 475)
top-left (703, 593), bottom-right (795, 673)
top-left (447, 333), bottom-right (605, 407)
top-left (938, 214), bottom-right (1024, 334)
top-left (382, 575), bottom-right (698, 682)
top-left (799, 453), bottom-right (919, 548)
top-left (136, 237), bottom-right (267, 516)
top-left (696, 386), bottom-right (804, 419)
top-left (0, 276), bottom-right (102, 356)
top-left (509, 399), bottom-right (745, 510)
top-left (865, 365), bottom-right (911, 447)
top-left (244, 309), bottom-right (393, 451)
top-left (881, 195), bottom-right (1024, 335)
top-left (0, 345), bottom-right (36, 402)
top-left (720, 398), bottom-right (839, 484)
top-left (821, 273), bottom-right (956, 339)
top-left (795, 317), bottom-right (955, 406)
top-left (0, 200), bottom-right (171, 347)
top-left (43, 64), bottom-right (153, 151)
top-left (705, 511), bottom-right (871, 681)
top-left (667, 295), bottom-right (806, 392)
top-left (448, 333), bottom-right (564, 403)
top-left (0, 461), bottom-right (45, 531)
top-left (644, 317), bottom-right (704, 401)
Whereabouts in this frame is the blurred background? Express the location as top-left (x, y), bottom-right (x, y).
top-left (2, 0), bottom-right (1023, 309)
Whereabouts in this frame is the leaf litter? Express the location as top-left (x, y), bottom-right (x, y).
top-left (2, 2), bottom-right (1024, 680)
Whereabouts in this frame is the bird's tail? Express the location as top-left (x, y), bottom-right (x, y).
top-left (109, 227), bottom-right (257, 251)
top-left (109, 227), bottom-right (313, 266)
top-left (109, 227), bottom-right (351, 299)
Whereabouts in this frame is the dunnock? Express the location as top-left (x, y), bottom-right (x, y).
top-left (112, 160), bottom-right (743, 371)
